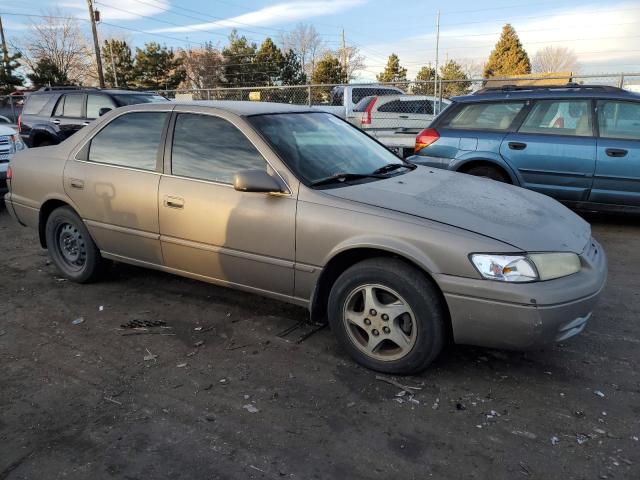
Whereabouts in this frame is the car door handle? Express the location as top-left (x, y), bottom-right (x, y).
top-left (399, 115), bottom-right (409, 118)
top-left (82, 121), bottom-right (90, 126)
top-left (52, 119), bottom-right (61, 125)
top-left (164, 195), bottom-right (184, 209)
top-left (508, 142), bottom-right (527, 150)
top-left (70, 178), bottom-right (84, 189)
top-left (605, 148), bottom-right (628, 157)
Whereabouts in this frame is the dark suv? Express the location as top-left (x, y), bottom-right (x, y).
top-left (19, 87), bottom-right (169, 147)
top-left (409, 84), bottom-right (640, 212)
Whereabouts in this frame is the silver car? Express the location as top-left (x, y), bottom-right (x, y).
top-left (4, 101), bottom-right (607, 374)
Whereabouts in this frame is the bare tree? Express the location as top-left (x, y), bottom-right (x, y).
top-left (335, 45), bottom-right (365, 82)
top-left (532, 46), bottom-right (579, 74)
top-left (178, 42), bottom-right (224, 90)
top-left (279, 23), bottom-right (324, 78)
top-left (16, 10), bottom-right (95, 85)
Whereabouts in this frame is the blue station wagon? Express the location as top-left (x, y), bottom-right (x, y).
top-left (408, 85), bottom-right (640, 211)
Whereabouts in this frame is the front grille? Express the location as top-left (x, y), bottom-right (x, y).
top-left (0, 135), bottom-right (9, 146)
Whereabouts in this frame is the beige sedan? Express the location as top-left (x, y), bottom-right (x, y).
top-left (4, 102), bottom-right (607, 374)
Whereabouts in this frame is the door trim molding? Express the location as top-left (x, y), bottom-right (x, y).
top-left (84, 219), bottom-right (160, 240)
top-left (160, 234), bottom-right (295, 269)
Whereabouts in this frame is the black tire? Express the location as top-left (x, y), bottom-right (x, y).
top-left (45, 206), bottom-right (107, 283)
top-left (36, 139), bottom-right (54, 147)
top-left (465, 165), bottom-right (510, 183)
top-left (328, 258), bottom-right (446, 375)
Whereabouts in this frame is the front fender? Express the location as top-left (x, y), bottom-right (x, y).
top-left (323, 234), bottom-right (440, 275)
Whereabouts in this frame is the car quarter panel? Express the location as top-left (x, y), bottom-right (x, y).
top-left (4, 145), bottom-right (68, 227)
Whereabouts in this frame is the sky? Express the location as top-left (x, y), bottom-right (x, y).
top-left (2, 0), bottom-right (639, 81)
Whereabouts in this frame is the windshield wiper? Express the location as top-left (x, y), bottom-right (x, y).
top-left (310, 172), bottom-right (385, 187)
top-left (371, 163), bottom-right (417, 175)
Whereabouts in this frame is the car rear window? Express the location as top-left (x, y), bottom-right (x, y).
top-left (443, 102), bottom-right (525, 131)
top-left (113, 94), bottom-right (169, 106)
top-left (23, 94), bottom-right (53, 115)
top-left (378, 99), bottom-right (434, 115)
top-left (351, 88), bottom-right (403, 104)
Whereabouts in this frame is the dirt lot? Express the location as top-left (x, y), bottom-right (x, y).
top-left (0, 202), bottom-right (639, 480)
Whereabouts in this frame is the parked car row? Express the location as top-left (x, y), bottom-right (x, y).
top-left (410, 84), bottom-right (640, 212)
top-left (4, 100), bottom-right (607, 374)
top-left (18, 86), bottom-right (168, 147)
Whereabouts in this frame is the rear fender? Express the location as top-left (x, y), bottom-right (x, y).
top-left (451, 152), bottom-right (522, 186)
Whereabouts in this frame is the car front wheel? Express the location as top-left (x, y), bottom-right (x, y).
top-left (45, 206), bottom-right (107, 283)
top-left (328, 258), bottom-right (446, 374)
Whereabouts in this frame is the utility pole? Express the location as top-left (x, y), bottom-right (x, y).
top-left (341, 29), bottom-right (348, 83)
top-left (86, 0), bottom-right (105, 87)
top-left (0, 16), bottom-right (10, 73)
top-left (434, 10), bottom-right (441, 113)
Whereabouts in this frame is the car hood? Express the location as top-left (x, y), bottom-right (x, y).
top-left (323, 166), bottom-right (591, 253)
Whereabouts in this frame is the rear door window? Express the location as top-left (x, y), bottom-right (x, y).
top-left (88, 112), bottom-right (168, 171)
top-left (597, 100), bottom-right (640, 140)
top-left (444, 102), bottom-right (525, 130)
top-left (171, 113), bottom-right (267, 184)
top-left (519, 100), bottom-right (592, 137)
top-left (55, 94), bottom-right (85, 118)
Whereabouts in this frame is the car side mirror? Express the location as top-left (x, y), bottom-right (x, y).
top-left (98, 107), bottom-right (112, 117)
top-left (234, 169), bottom-right (284, 193)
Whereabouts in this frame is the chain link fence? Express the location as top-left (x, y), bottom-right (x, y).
top-left (1, 73), bottom-right (638, 136)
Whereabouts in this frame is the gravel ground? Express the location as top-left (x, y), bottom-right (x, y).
top-left (1, 203), bottom-right (639, 480)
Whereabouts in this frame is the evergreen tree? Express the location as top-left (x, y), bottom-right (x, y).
top-left (27, 58), bottom-right (68, 88)
top-left (310, 53), bottom-right (345, 102)
top-left (440, 60), bottom-right (472, 97)
top-left (280, 50), bottom-right (306, 85)
top-left (222, 30), bottom-right (258, 87)
top-left (255, 37), bottom-right (284, 86)
top-left (376, 54), bottom-right (407, 84)
top-left (484, 24), bottom-right (531, 77)
top-left (310, 53), bottom-right (345, 85)
top-left (132, 42), bottom-right (185, 90)
top-left (413, 64), bottom-right (435, 94)
top-left (102, 39), bottom-right (135, 88)
top-left (0, 50), bottom-right (23, 94)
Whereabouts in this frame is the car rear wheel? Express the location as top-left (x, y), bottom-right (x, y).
top-left (36, 138), bottom-right (54, 147)
top-left (45, 206), bottom-right (107, 283)
top-left (328, 258), bottom-right (446, 374)
top-left (465, 165), bottom-right (510, 183)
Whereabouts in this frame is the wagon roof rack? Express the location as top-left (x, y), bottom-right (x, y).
top-left (473, 84), bottom-right (624, 94)
top-left (37, 86), bottom-right (99, 92)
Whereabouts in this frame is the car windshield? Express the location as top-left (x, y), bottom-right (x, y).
top-left (249, 112), bottom-right (403, 186)
top-left (113, 94), bottom-right (169, 106)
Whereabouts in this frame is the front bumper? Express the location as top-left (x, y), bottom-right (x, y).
top-left (436, 238), bottom-right (607, 350)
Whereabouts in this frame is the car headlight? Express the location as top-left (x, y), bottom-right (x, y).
top-left (470, 253), bottom-right (581, 282)
top-left (9, 134), bottom-right (26, 153)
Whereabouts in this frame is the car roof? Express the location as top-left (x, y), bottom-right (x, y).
top-left (452, 85), bottom-right (640, 103)
top-left (29, 88), bottom-right (161, 96)
top-left (180, 100), bottom-right (315, 115)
